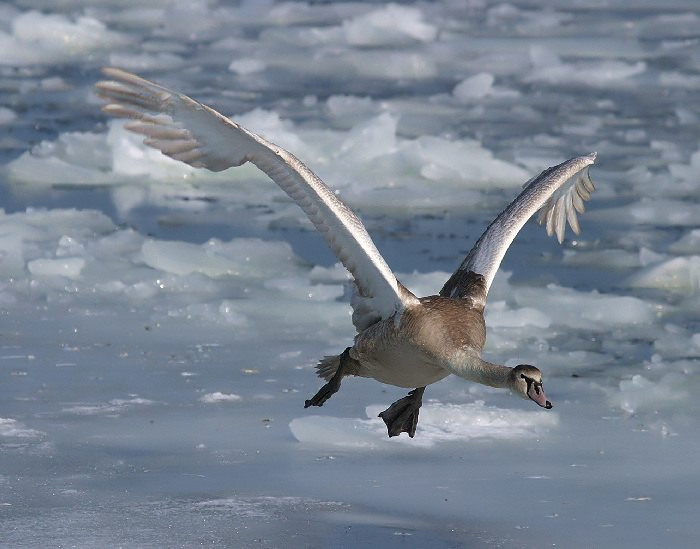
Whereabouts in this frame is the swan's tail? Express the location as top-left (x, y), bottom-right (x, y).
top-left (315, 355), bottom-right (340, 381)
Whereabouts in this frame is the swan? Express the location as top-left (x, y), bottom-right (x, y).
top-left (96, 68), bottom-right (597, 438)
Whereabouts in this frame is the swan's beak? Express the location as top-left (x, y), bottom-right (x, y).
top-left (528, 382), bottom-right (553, 409)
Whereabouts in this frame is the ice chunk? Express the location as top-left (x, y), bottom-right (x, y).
top-left (653, 324), bottom-right (700, 358)
top-left (27, 257), bottom-right (85, 279)
top-left (218, 301), bottom-right (249, 326)
top-left (453, 73), bottom-right (495, 101)
top-left (612, 374), bottom-right (687, 414)
top-left (399, 271), bottom-right (451, 298)
top-left (308, 263), bottom-right (351, 285)
top-left (229, 58), bottom-right (266, 74)
top-left (108, 51), bottom-right (185, 72)
top-left (0, 10), bottom-right (128, 65)
top-left (670, 229), bottom-right (700, 254)
top-left (234, 109), bottom-right (311, 159)
top-left (0, 107), bottom-right (16, 125)
top-left (668, 149), bottom-right (700, 183)
top-left (527, 45), bottom-right (646, 86)
top-left (0, 418), bottom-right (45, 439)
top-left (325, 95), bottom-right (376, 122)
top-left (342, 4), bottom-right (437, 46)
top-left (562, 249), bottom-right (641, 270)
top-left (338, 112), bottom-right (398, 162)
top-left (593, 197), bottom-right (700, 227)
top-left (346, 50), bottom-right (438, 79)
top-left (140, 238), bottom-right (297, 279)
top-left (8, 100), bottom-right (527, 216)
top-left (62, 398), bottom-right (159, 416)
top-left (514, 285), bottom-right (655, 329)
top-left (199, 392), bottom-right (242, 403)
top-left (195, 495), bottom-right (343, 517)
top-left (660, 71), bottom-right (700, 88)
top-left (290, 401), bottom-right (557, 448)
top-left (0, 208), bottom-right (115, 279)
top-left (141, 240), bottom-right (239, 278)
top-left (486, 301), bottom-right (551, 329)
top-left (264, 277), bottom-right (343, 302)
top-left (628, 256), bottom-right (700, 293)
top-left (37, 76), bottom-right (70, 91)
top-left (403, 136), bottom-right (530, 188)
top-left (7, 128), bottom-right (113, 186)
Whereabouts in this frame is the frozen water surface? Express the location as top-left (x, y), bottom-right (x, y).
top-left (1, 1), bottom-right (700, 547)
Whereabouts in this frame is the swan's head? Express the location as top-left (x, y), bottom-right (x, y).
top-left (509, 364), bottom-right (552, 409)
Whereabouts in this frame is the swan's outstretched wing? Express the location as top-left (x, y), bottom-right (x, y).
top-left (440, 153), bottom-right (597, 304)
top-left (96, 68), bottom-right (416, 330)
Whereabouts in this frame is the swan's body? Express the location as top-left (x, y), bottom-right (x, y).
top-left (97, 68), bottom-right (597, 437)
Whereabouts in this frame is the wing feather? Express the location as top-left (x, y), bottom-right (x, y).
top-left (96, 68), bottom-right (416, 329)
top-left (440, 154), bottom-right (597, 301)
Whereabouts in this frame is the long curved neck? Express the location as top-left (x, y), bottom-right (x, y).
top-left (447, 353), bottom-right (511, 389)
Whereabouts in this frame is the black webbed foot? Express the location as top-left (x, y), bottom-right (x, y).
top-left (378, 387), bottom-right (426, 438)
top-left (304, 375), bottom-right (341, 408)
top-left (304, 347), bottom-right (353, 408)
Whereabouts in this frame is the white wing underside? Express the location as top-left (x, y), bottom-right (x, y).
top-left (96, 68), bottom-right (415, 330)
top-left (442, 153), bottom-right (597, 301)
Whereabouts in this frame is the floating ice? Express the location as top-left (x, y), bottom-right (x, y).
top-left (653, 324), bottom-right (700, 359)
top-left (670, 230), bottom-right (700, 257)
top-left (195, 495), bottom-right (345, 517)
top-left (562, 248), bottom-right (641, 270)
top-left (199, 392), bottom-right (242, 403)
top-left (513, 284), bottom-right (655, 329)
top-left (228, 58), bottom-right (266, 75)
top-left (402, 135), bottom-right (530, 188)
top-left (612, 373), bottom-right (688, 414)
top-left (290, 401), bottom-right (557, 448)
top-left (619, 198), bottom-right (700, 226)
top-left (0, 10), bottom-right (128, 65)
top-left (0, 418), bottom-right (45, 439)
top-left (7, 106), bottom-right (532, 216)
top-left (528, 45), bottom-right (646, 86)
top-left (27, 256), bottom-right (85, 279)
top-left (338, 112), bottom-right (398, 162)
top-left (341, 4), bottom-right (437, 46)
top-left (0, 107), bottom-right (16, 124)
top-left (453, 72), bottom-right (495, 101)
top-left (325, 94), bottom-right (376, 122)
top-left (628, 255), bottom-right (700, 294)
top-left (108, 51), bottom-right (185, 72)
top-left (62, 397), bottom-right (159, 416)
top-left (668, 149), bottom-right (700, 183)
top-left (486, 300), bottom-right (551, 329)
top-left (140, 240), bottom-right (240, 278)
top-left (660, 71), bottom-right (700, 89)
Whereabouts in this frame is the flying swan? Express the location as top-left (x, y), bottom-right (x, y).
top-left (96, 68), bottom-right (597, 438)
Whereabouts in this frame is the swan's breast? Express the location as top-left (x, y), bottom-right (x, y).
top-left (408, 296), bottom-right (487, 357)
top-left (351, 297), bottom-right (486, 388)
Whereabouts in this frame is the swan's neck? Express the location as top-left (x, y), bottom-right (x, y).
top-left (448, 352), bottom-right (511, 389)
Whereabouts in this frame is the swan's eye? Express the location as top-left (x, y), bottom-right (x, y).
top-left (520, 374), bottom-right (542, 394)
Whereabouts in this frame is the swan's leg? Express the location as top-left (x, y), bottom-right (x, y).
top-left (304, 347), bottom-right (355, 408)
top-left (378, 386), bottom-right (426, 438)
